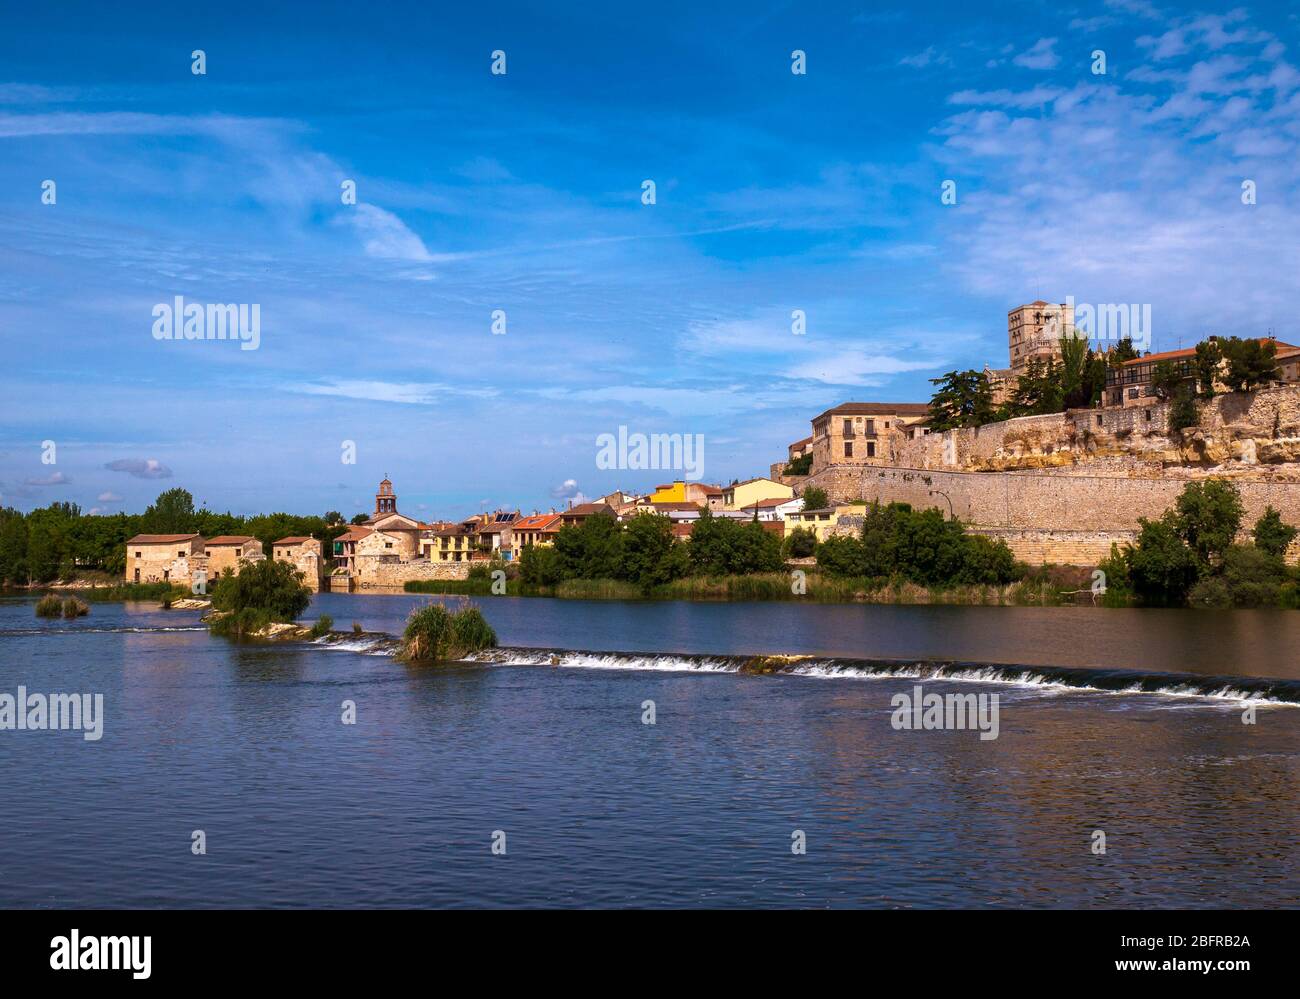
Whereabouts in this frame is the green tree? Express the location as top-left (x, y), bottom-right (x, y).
top-left (1124, 514), bottom-right (1200, 606)
top-left (1193, 338), bottom-right (1223, 397)
top-left (518, 543), bottom-right (564, 587)
top-left (928, 370), bottom-right (995, 431)
top-left (553, 512), bottom-right (624, 580)
top-left (1253, 506), bottom-right (1297, 559)
top-left (1149, 359), bottom-right (1186, 400)
top-left (1173, 479), bottom-right (1243, 567)
top-left (800, 486), bottom-right (829, 511)
top-left (1107, 337), bottom-right (1141, 366)
top-left (783, 526), bottom-right (817, 558)
top-left (209, 558), bottom-right (312, 633)
top-left (621, 513), bottom-right (688, 589)
top-left (141, 488), bottom-right (197, 534)
top-left (1219, 337), bottom-right (1279, 391)
top-left (1008, 357), bottom-right (1064, 416)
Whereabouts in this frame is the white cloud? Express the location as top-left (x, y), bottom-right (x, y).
top-left (105, 458), bottom-right (173, 479)
top-left (346, 203), bottom-right (433, 262)
top-left (97, 491), bottom-right (123, 502)
top-left (1013, 38), bottom-right (1060, 70)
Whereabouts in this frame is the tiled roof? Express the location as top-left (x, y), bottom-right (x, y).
top-left (741, 497), bottom-right (796, 509)
top-left (814, 402), bottom-right (931, 421)
top-left (563, 502), bottom-right (615, 517)
top-left (334, 527), bottom-right (374, 543)
top-left (206, 535), bottom-right (256, 546)
top-left (1120, 338), bottom-right (1300, 367)
top-left (513, 513), bottom-right (562, 532)
top-left (644, 501), bottom-right (704, 512)
top-left (272, 536), bottom-right (313, 545)
top-left (126, 534), bottom-right (201, 544)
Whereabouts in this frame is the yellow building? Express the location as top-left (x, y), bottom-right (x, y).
top-left (648, 481), bottom-right (686, 503)
top-left (783, 503), bottom-right (859, 542)
top-left (721, 477), bottom-right (795, 511)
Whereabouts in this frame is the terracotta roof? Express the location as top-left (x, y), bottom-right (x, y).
top-left (273, 536), bottom-right (313, 545)
top-left (334, 527), bottom-right (374, 543)
top-left (432, 524), bottom-right (474, 538)
top-left (670, 523), bottom-right (694, 539)
top-left (741, 497), bottom-right (797, 509)
top-left (205, 535), bottom-right (256, 546)
top-left (1120, 337), bottom-right (1300, 367)
top-left (814, 402), bottom-right (931, 421)
top-left (695, 485), bottom-right (724, 495)
top-left (563, 502), bottom-right (615, 517)
top-left (789, 436), bottom-right (813, 448)
top-left (644, 501), bottom-right (704, 512)
top-left (126, 534), bottom-right (201, 544)
top-left (513, 513), bottom-right (562, 532)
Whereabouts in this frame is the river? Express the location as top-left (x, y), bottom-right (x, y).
top-left (1, 592), bottom-right (1296, 907)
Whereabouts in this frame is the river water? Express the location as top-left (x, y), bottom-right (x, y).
top-left (1, 592), bottom-right (1296, 907)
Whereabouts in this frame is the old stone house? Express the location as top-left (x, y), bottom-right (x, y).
top-left (125, 534), bottom-right (205, 585)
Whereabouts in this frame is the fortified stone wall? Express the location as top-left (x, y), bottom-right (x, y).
top-left (806, 463), bottom-right (1300, 564)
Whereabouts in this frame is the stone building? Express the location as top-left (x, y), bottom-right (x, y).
top-left (271, 536), bottom-right (324, 591)
top-left (1104, 337), bottom-right (1300, 408)
top-left (125, 534), bottom-right (205, 585)
top-left (509, 513), bottom-right (562, 559)
top-left (1008, 300), bottom-right (1075, 373)
top-left (808, 402), bottom-right (930, 474)
top-left (204, 536), bottom-right (264, 579)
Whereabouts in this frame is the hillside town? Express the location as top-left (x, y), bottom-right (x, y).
top-left (122, 301), bottom-right (1300, 591)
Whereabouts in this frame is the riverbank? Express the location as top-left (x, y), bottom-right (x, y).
top-left (404, 568), bottom-right (1098, 606)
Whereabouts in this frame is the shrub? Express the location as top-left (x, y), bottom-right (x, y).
top-left (352, 620), bottom-right (363, 634)
top-left (783, 526), bottom-right (817, 559)
top-left (35, 594), bottom-right (63, 618)
top-left (399, 602), bottom-right (497, 662)
top-left (519, 544), bottom-right (564, 587)
top-left (1124, 514), bottom-right (1200, 606)
top-left (308, 614), bottom-right (333, 639)
top-left (800, 486), bottom-right (829, 511)
top-left (1253, 506), bottom-right (1297, 559)
top-left (1173, 479), bottom-right (1242, 567)
top-left (783, 453), bottom-right (812, 476)
top-left (61, 596), bottom-right (89, 618)
top-left (210, 558), bottom-right (312, 622)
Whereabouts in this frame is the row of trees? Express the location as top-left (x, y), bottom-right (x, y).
top-left (815, 502), bottom-right (1021, 586)
top-left (518, 509), bottom-right (785, 591)
top-left (0, 488), bottom-right (348, 585)
top-left (1100, 479), bottom-right (1299, 607)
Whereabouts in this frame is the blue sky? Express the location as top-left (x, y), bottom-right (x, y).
top-left (2, 0), bottom-right (1298, 518)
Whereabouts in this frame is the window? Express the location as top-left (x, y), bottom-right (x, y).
top-left (178, 550), bottom-right (185, 557)
top-left (135, 551), bottom-right (141, 558)
top-left (842, 418), bottom-right (853, 435)
top-left (866, 419), bottom-right (875, 434)
top-left (884, 421), bottom-right (890, 428)
top-left (867, 442), bottom-right (876, 457)
top-left (1144, 409), bottom-right (1152, 420)
top-left (1096, 415), bottom-right (1103, 426)
top-left (844, 441), bottom-right (853, 457)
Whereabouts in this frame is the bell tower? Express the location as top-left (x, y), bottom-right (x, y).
top-left (374, 476), bottom-right (397, 516)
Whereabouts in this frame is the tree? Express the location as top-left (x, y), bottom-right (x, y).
top-left (1107, 337), bottom-right (1141, 366)
top-left (518, 543), bottom-right (564, 587)
top-left (350, 513), bottom-right (369, 525)
top-left (553, 512), bottom-right (624, 580)
top-left (324, 511), bottom-right (343, 525)
top-left (621, 513), bottom-right (688, 589)
top-left (800, 486), bottom-right (829, 511)
top-left (141, 488), bottom-right (196, 535)
top-left (1220, 337), bottom-right (1279, 392)
top-left (783, 454), bottom-right (812, 476)
top-left (209, 558), bottom-right (313, 636)
top-left (783, 526), bottom-right (817, 558)
top-left (928, 370), bottom-right (994, 432)
top-left (1124, 514), bottom-right (1200, 606)
top-left (1173, 479), bottom-right (1243, 567)
top-left (1253, 506), bottom-right (1297, 559)
top-left (1149, 360), bottom-right (1186, 401)
top-left (1007, 357), bottom-right (1063, 416)
top-left (1193, 339), bottom-right (1223, 397)
top-left (687, 509), bottom-right (782, 576)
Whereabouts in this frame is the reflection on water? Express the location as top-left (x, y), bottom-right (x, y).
top-left (0, 595), bottom-right (1296, 908)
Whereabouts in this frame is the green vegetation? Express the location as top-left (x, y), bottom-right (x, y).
top-left (35, 595), bottom-right (90, 618)
top-left (308, 614), bottom-right (333, 639)
top-left (783, 526), bottom-right (817, 558)
top-left (398, 602), bottom-right (498, 662)
top-left (83, 581), bottom-right (190, 602)
top-left (207, 558), bottom-right (313, 638)
top-left (927, 369), bottom-right (996, 432)
top-left (1219, 336), bottom-right (1280, 392)
top-left (815, 502), bottom-right (1021, 587)
top-left (0, 487), bottom-right (349, 586)
top-left (799, 486), bottom-right (829, 511)
top-left (35, 594), bottom-right (64, 617)
top-left (782, 453), bottom-right (812, 476)
top-left (1099, 480), bottom-right (1300, 608)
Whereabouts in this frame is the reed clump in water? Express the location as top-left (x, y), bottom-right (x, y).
top-left (398, 602), bottom-right (498, 663)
